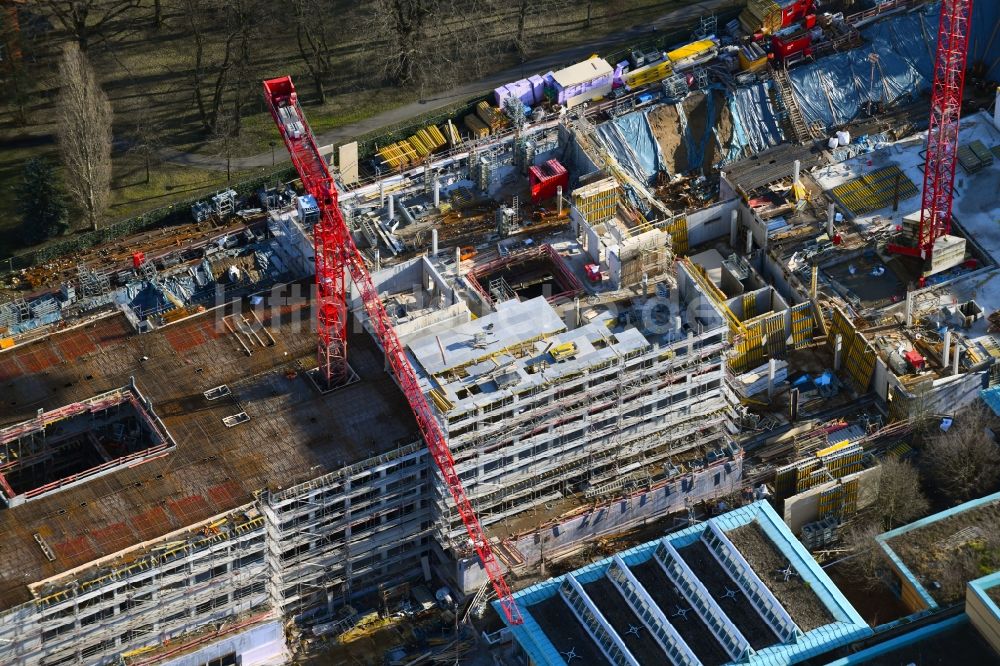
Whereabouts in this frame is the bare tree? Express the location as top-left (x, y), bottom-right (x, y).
top-left (125, 97), bottom-right (164, 185)
top-left (923, 403), bottom-right (1000, 502)
top-left (512, 0), bottom-right (572, 56)
top-left (56, 43), bottom-right (113, 231)
top-left (841, 520), bottom-right (887, 591)
top-left (290, 0), bottom-right (332, 104)
top-left (363, 0), bottom-right (497, 90)
top-left (872, 457), bottom-right (929, 529)
top-left (180, 0), bottom-right (264, 136)
top-left (42, 0), bottom-right (140, 51)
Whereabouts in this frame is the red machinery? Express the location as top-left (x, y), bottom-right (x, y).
top-left (262, 76), bottom-right (523, 625)
top-left (770, 14), bottom-right (817, 62)
top-left (887, 0), bottom-right (973, 264)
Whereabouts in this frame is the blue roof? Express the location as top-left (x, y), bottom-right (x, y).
top-left (982, 386), bottom-right (1000, 417)
top-left (495, 501), bottom-right (871, 665)
top-left (969, 570), bottom-right (1000, 623)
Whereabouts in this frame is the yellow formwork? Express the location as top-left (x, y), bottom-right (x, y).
top-left (829, 165), bottom-right (918, 217)
top-left (664, 215), bottom-right (688, 255)
top-left (790, 302), bottom-right (814, 348)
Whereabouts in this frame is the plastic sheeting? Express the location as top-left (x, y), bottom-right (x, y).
top-left (729, 81), bottom-right (787, 160)
top-left (596, 110), bottom-right (664, 183)
top-left (788, 5), bottom-right (939, 129)
top-left (970, 2), bottom-right (1000, 82)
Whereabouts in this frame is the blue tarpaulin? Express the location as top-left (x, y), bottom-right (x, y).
top-left (597, 110), bottom-right (664, 183)
top-left (729, 81), bottom-right (787, 160)
top-left (788, 5), bottom-right (939, 128)
top-left (787, 1), bottom-right (1000, 130)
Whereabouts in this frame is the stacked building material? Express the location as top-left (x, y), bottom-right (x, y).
top-left (476, 101), bottom-right (505, 132)
top-left (377, 124), bottom-right (449, 169)
top-left (958, 140), bottom-right (994, 173)
top-left (443, 120), bottom-right (462, 147)
top-left (464, 113), bottom-right (490, 138)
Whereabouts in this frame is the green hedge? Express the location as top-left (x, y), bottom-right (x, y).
top-left (13, 167), bottom-right (297, 268)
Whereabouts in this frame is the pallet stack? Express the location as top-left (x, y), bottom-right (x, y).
top-left (377, 124), bottom-right (450, 169)
top-left (463, 113), bottom-right (490, 139)
top-left (958, 140), bottom-right (994, 174)
top-left (476, 101), bottom-right (505, 132)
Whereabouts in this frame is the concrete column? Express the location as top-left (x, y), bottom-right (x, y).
top-left (687, 330), bottom-right (694, 358)
top-left (375, 248), bottom-right (381, 272)
top-left (455, 246), bottom-right (462, 278)
top-left (942, 328), bottom-right (951, 368)
top-left (433, 178), bottom-right (441, 208)
top-left (574, 297), bottom-right (581, 327)
top-left (431, 228), bottom-right (438, 257)
top-left (827, 203), bottom-right (835, 237)
top-left (388, 194), bottom-right (395, 220)
top-left (767, 358), bottom-right (776, 399)
top-left (953, 342), bottom-right (961, 375)
top-left (793, 159), bottom-right (801, 184)
top-left (745, 228), bottom-right (753, 255)
top-left (730, 209), bottom-right (739, 248)
top-left (833, 333), bottom-right (843, 370)
top-left (905, 291), bottom-right (914, 328)
top-left (642, 272), bottom-right (649, 299)
top-left (379, 180), bottom-right (384, 207)
top-left (810, 264), bottom-right (818, 300)
top-left (557, 186), bottom-right (564, 215)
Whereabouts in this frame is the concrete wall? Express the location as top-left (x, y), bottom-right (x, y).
top-left (160, 620), bottom-right (287, 666)
top-left (686, 198), bottom-right (739, 248)
top-left (782, 466), bottom-right (879, 534)
top-left (513, 459), bottom-right (742, 566)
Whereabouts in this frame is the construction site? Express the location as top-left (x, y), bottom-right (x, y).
top-left (0, 0), bottom-right (999, 664)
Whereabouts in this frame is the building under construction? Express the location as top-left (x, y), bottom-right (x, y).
top-left (0, 0), bottom-right (999, 664)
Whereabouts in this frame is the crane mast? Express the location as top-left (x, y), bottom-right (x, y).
top-left (262, 76), bottom-right (523, 625)
top-left (887, 0), bottom-right (973, 263)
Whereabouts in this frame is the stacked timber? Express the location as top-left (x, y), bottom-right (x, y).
top-left (476, 101), bottom-right (505, 131)
top-left (464, 114), bottom-right (490, 138)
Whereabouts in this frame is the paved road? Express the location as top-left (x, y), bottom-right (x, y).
top-left (161, 0), bottom-right (740, 171)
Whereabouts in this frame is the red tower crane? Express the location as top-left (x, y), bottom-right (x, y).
top-left (887, 0), bottom-right (973, 264)
top-left (262, 76), bottom-right (524, 626)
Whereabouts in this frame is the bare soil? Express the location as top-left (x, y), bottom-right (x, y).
top-left (649, 103), bottom-right (684, 174)
top-left (887, 499), bottom-right (1000, 605)
top-left (679, 540), bottom-right (780, 650)
top-left (647, 91), bottom-right (732, 175)
top-left (630, 559), bottom-right (730, 665)
top-left (726, 522), bottom-right (833, 632)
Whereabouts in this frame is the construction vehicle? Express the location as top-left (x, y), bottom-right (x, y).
top-left (263, 76), bottom-right (523, 626)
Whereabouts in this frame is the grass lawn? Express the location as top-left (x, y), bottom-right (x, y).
top-left (0, 153), bottom-right (261, 262)
top-left (0, 0), bottom-right (740, 262)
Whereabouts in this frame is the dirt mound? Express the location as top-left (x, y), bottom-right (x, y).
top-left (648, 90), bottom-right (733, 175)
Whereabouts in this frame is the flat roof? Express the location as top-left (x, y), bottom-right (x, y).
top-left (812, 112), bottom-right (1000, 267)
top-left (878, 489), bottom-right (1000, 610)
top-left (498, 501), bottom-right (870, 665)
top-left (0, 298), bottom-right (418, 610)
top-left (551, 58), bottom-right (613, 89)
top-left (408, 297), bottom-right (567, 377)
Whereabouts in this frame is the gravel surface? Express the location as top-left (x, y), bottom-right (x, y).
top-left (726, 522), bottom-right (833, 631)
top-left (630, 559), bottom-right (731, 665)
top-left (679, 540), bottom-right (779, 649)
